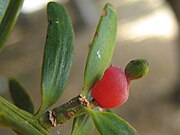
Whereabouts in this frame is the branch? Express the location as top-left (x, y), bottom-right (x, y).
top-left (38, 95), bottom-right (97, 128)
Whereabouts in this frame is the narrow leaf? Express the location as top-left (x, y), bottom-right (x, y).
top-left (0, 0), bottom-right (24, 51)
top-left (81, 3), bottom-right (118, 96)
top-left (86, 109), bottom-right (137, 135)
top-left (71, 94), bottom-right (99, 135)
top-left (0, 97), bottom-right (50, 135)
top-left (9, 79), bottom-right (34, 114)
top-left (71, 114), bottom-right (94, 135)
top-left (0, 0), bottom-right (10, 24)
top-left (39, 2), bottom-right (74, 112)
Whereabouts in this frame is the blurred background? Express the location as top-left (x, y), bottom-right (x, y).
top-left (0, 0), bottom-right (179, 134)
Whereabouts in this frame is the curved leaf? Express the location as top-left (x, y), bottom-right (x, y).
top-left (86, 109), bottom-right (137, 135)
top-left (71, 94), bottom-right (99, 135)
top-left (81, 3), bottom-right (118, 96)
top-left (9, 79), bottom-right (34, 114)
top-left (0, 97), bottom-right (50, 135)
top-left (0, 0), bottom-right (24, 51)
top-left (71, 114), bottom-right (94, 135)
top-left (39, 2), bottom-right (74, 113)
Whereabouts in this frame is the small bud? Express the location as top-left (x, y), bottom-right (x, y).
top-left (125, 59), bottom-right (149, 80)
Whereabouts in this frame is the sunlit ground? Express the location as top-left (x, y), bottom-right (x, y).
top-left (118, 5), bottom-right (178, 41)
top-left (22, 0), bottom-right (178, 40)
top-left (21, 0), bottom-right (59, 13)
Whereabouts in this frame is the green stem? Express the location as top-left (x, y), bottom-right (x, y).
top-left (38, 95), bottom-right (97, 129)
top-left (0, 96), bottom-right (50, 135)
top-left (0, 95), bottom-right (97, 134)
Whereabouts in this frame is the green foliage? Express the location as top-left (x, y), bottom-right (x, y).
top-left (0, 0), bottom-right (24, 51)
top-left (73, 3), bottom-right (118, 134)
top-left (0, 97), bottom-right (50, 135)
top-left (39, 2), bottom-right (74, 113)
top-left (0, 0), bottom-right (10, 24)
top-left (9, 79), bottom-right (34, 114)
top-left (0, 1), bottom-right (146, 135)
top-left (86, 108), bottom-right (137, 135)
top-left (71, 114), bottom-right (94, 135)
top-left (81, 3), bottom-right (118, 96)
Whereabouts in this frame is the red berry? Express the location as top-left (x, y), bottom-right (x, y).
top-left (91, 66), bottom-right (130, 108)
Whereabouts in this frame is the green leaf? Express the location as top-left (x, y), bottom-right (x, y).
top-left (0, 0), bottom-right (24, 51)
top-left (39, 2), bottom-right (74, 113)
top-left (71, 93), bottom-right (100, 135)
top-left (9, 79), bottom-right (34, 114)
top-left (81, 3), bottom-right (118, 96)
top-left (86, 109), bottom-right (137, 135)
top-left (71, 114), bottom-right (94, 135)
top-left (0, 0), bottom-right (10, 24)
top-left (0, 97), bottom-right (50, 135)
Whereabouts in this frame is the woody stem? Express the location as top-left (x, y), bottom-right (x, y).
top-left (38, 95), bottom-right (97, 129)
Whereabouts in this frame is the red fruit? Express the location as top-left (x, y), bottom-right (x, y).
top-left (91, 66), bottom-right (130, 108)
